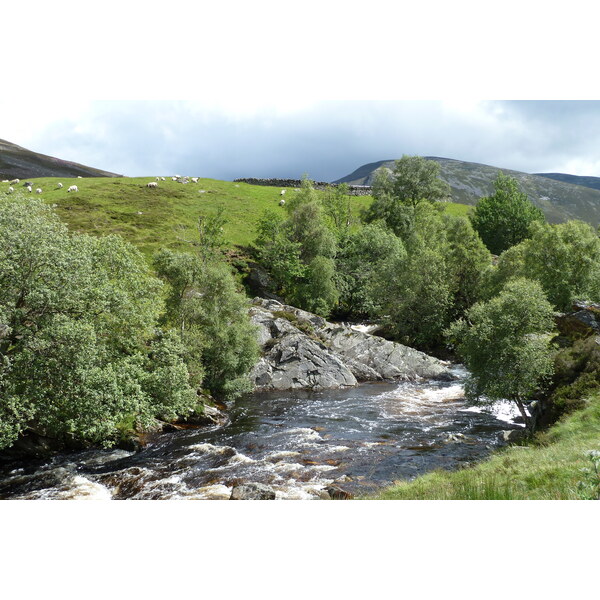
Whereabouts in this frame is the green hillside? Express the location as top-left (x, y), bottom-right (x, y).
top-left (1, 177), bottom-right (468, 259)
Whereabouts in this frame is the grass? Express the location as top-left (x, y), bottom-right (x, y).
top-left (369, 391), bottom-right (600, 500)
top-left (1, 177), bottom-right (469, 260)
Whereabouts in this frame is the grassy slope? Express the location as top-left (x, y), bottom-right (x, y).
top-left (1, 177), bottom-right (469, 259)
top-left (370, 392), bottom-right (600, 500)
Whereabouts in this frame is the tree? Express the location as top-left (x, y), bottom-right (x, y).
top-left (446, 278), bottom-right (556, 429)
top-left (154, 249), bottom-right (260, 399)
top-left (254, 178), bottom-right (339, 317)
top-left (481, 220), bottom-right (600, 311)
top-left (0, 196), bottom-right (198, 449)
top-left (470, 172), bottom-right (545, 255)
top-left (373, 204), bottom-right (490, 349)
top-left (335, 222), bottom-right (406, 318)
top-left (364, 156), bottom-right (450, 236)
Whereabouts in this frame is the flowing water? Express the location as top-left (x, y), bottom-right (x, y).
top-left (0, 366), bottom-right (522, 500)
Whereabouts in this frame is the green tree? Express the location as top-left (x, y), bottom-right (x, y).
top-left (254, 178), bottom-right (339, 317)
top-left (470, 172), bottom-right (545, 255)
top-left (482, 220), bottom-right (600, 311)
top-left (154, 249), bottom-right (260, 399)
top-left (0, 196), bottom-right (197, 449)
top-left (446, 278), bottom-right (556, 429)
top-left (335, 222), bottom-right (406, 318)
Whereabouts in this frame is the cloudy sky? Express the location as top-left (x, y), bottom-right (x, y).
top-left (2, 2), bottom-right (600, 182)
top-left (3, 100), bottom-right (600, 182)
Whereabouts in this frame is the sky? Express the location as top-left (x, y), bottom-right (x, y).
top-left (3, 99), bottom-right (600, 182)
top-left (2, 2), bottom-right (600, 182)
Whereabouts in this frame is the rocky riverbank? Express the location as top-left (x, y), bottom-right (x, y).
top-left (249, 298), bottom-right (451, 391)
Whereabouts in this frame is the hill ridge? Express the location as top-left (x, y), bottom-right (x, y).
top-left (334, 157), bottom-right (600, 225)
top-left (0, 138), bottom-right (121, 179)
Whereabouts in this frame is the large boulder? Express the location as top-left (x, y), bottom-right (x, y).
top-left (249, 298), bottom-right (450, 391)
top-left (555, 301), bottom-right (600, 338)
top-left (230, 483), bottom-right (276, 500)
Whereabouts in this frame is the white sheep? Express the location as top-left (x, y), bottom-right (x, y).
top-left (191, 177), bottom-right (198, 183)
top-left (156, 176), bottom-right (161, 181)
top-left (10, 179), bottom-right (19, 185)
top-left (161, 177), bottom-right (166, 181)
top-left (57, 182), bottom-right (63, 189)
top-left (147, 182), bottom-right (158, 188)
top-left (280, 189), bottom-right (286, 196)
top-left (8, 186), bottom-right (14, 193)
top-left (172, 176), bottom-right (178, 181)
top-left (1, 180), bottom-right (8, 183)
top-left (26, 185), bottom-right (32, 192)
top-left (279, 199), bottom-right (285, 206)
top-left (36, 188), bottom-right (42, 194)
top-left (67, 185), bottom-right (78, 192)
top-left (77, 176), bottom-right (82, 179)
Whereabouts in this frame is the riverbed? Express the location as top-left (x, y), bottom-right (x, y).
top-left (0, 366), bottom-right (522, 499)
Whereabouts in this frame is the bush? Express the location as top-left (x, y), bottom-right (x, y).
top-left (0, 196), bottom-right (197, 449)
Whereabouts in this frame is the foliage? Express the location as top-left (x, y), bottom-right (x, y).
top-left (322, 183), bottom-right (352, 233)
top-left (253, 179), bottom-right (339, 317)
top-left (371, 155), bottom-right (451, 208)
top-left (154, 249), bottom-right (260, 399)
top-left (470, 172), bottom-right (545, 254)
top-left (446, 278), bottom-right (556, 427)
top-left (373, 204), bottom-right (491, 349)
top-left (483, 220), bottom-right (600, 310)
top-left (335, 222), bottom-right (406, 318)
top-left (577, 450), bottom-right (600, 500)
top-left (0, 196), bottom-right (197, 449)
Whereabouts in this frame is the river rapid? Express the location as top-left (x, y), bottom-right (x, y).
top-left (0, 366), bottom-right (522, 500)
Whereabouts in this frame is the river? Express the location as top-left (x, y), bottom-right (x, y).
top-left (0, 366), bottom-right (522, 499)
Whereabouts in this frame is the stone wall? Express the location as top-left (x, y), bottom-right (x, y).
top-left (233, 178), bottom-right (372, 196)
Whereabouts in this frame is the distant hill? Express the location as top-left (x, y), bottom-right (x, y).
top-left (0, 138), bottom-right (120, 179)
top-left (335, 157), bottom-right (600, 226)
top-left (534, 172), bottom-right (600, 192)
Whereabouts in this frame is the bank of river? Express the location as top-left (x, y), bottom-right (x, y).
top-left (0, 366), bottom-right (522, 499)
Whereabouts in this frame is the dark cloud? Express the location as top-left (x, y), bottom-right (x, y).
top-left (24, 100), bottom-right (600, 181)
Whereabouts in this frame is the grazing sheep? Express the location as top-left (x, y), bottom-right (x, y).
top-left (8, 186), bottom-right (14, 193)
top-left (147, 182), bottom-right (158, 188)
top-left (77, 176), bottom-right (83, 179)
top-left (280, 189), bottom-right (286, 196)
top-left (36, 188), bottom-right (42, 194)
top-left (161, 177), bottom-right (166, 181)
top-left (57, 182), bottom-right (63, 189)
top-left (1, 180), bottom-right (8, 183)
top-left (279, 199), bottom-right (285, 206)
top-left (26, 186), bottom-right (32, 192)
top-left (23, 181), bottom-right (33, 187)
top-left (10, 179), bottom-right (19, 184)
top-left (156, 176), bottom-right (161, 181)
top-left (172, 176), bottom-right (178, 181)
top-left (191, 177), bottom-right (198, 183)
top-left (67, 185), bottom-right (78, 192)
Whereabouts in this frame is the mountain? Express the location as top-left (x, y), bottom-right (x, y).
top-left (0, 138), bottom-right (121, 179)
top-left (335, 157), bottom-right (600, 225)
top-left (534, 172), bottom-right (600, 192)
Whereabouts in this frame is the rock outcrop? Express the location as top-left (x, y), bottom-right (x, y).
top-left (249, 298), bottom-right (450, 392)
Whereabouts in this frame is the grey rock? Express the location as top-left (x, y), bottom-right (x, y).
top-left (498, 429), bottom-right (527, 444)
top-left (230, 483), bottom-right (276, 500)
top-left (249, 298), bottom-right (449, 391)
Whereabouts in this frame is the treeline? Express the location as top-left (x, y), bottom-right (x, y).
top-left (253, 156), bottom-right (600, 426)
top-left (0, 197), bottom-right (259, 450)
